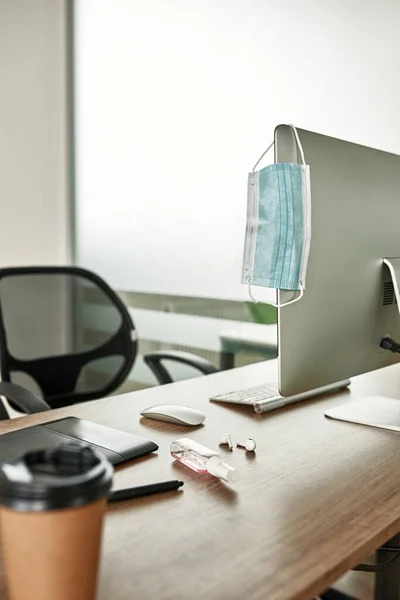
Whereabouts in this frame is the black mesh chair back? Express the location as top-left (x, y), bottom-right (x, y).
top-left (0, 267), bottom-right (137, 409)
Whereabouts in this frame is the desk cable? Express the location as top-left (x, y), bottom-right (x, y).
top-left (380, 336), bottom-right (400, 352)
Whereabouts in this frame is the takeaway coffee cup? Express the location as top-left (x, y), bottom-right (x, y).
top-left (0, 443), bottom-right (113, 600)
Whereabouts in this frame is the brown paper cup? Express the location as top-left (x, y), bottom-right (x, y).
top-left (0, 497), bottom-right (107, 600)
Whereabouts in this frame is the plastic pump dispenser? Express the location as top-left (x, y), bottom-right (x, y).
top-left (170, 438), bottom-right (239, 483)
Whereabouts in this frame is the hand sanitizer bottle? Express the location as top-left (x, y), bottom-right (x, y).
top-left (170, 438), bottom-right (239, 483)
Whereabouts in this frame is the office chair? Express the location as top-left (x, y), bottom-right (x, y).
top-left (0, 266), bottom-right (219, 419)
top-left (0, 266), bottom-right (137, 415)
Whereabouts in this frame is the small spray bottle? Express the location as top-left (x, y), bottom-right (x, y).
top-left (170, 438), bottom-right (239, 483)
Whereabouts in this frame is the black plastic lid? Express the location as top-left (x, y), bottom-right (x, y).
top-left (0, 443), bottom-right (113, 512)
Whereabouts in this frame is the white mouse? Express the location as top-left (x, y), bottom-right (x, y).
top-left (140, 405), bottom-right (206, 426)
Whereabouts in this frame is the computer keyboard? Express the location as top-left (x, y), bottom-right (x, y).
top-left (210, 380), bottom-right (351, 414)
top-left (212, 384), bottom-right (279, 404)
top-left (210, 383), bottom-right (282, 413)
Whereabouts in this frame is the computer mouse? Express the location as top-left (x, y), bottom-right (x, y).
top-left (140, 405), bottom-right (206, 426)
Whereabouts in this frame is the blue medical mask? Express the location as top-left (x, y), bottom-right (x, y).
top-left (241, 125), bottom-right (311, 307)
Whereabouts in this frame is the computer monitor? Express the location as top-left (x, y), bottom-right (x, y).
top-left (276, 125), bottom-right (400, 397)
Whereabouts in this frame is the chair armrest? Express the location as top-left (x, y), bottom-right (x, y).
top-left (0, 382), bottom-right (51, 414)
top-left (143, 350), bottom-right (219, 385)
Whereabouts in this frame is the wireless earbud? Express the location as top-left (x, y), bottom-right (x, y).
top-left (236, 438), bottom-right (256, 452)
top-left (219, 433), bottom-right (233, 451)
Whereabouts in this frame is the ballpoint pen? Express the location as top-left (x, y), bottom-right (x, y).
top-left (108, 480), bottom-right (184, 503)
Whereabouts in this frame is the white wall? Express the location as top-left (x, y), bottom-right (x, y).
top-left (0, 0), bottom-right (70, 266)
top-left (75, 0), bottom-right (400, 301)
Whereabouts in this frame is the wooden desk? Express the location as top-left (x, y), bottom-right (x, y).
top-left (2, 360), bottom-right (400, 600)
top-left (219, 323), bottom-right (277, 369)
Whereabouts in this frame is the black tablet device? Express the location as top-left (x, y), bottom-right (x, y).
top-left (0, 417), bottom-right (158, 465)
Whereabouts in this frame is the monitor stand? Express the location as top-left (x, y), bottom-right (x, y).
top-left (325, 258), bottom-right (400, 431)
top-left (325, 396), bottom-right (400, 432)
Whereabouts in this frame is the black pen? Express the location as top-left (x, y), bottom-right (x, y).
top-left (108, 479), bottom-right (184, 503)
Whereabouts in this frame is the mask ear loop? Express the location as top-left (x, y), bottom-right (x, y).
top-left (252, 140), bottom-right (274, 173)
top-left (288, 124), bottom-right (306, 167)
top-left (247, 280), bottom-right (304, 307)
top-left (251, 125), bottom-right (305, 172)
